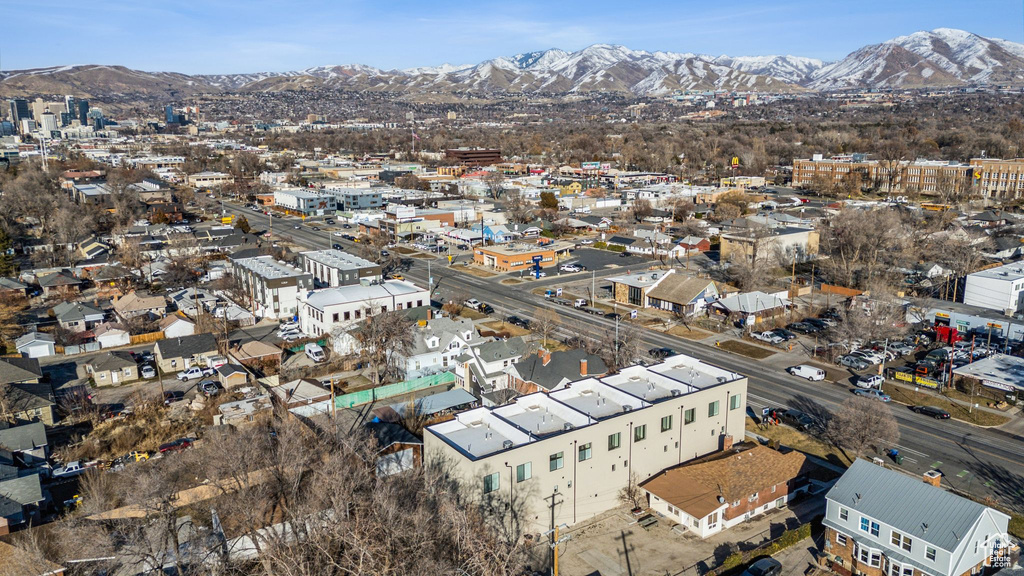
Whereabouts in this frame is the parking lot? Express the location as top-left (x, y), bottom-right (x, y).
top-left (559, 247), bottom-right (646, 271)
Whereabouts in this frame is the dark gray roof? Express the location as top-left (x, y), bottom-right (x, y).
top-left (607, 236), bottom-right (637, 246)
top-left (4, 384), bottom-right (55, 413)
top-left (390, 388), bottom-right (476, 417)
top-left (88, 351), bottom-right (136, 372)
top-left (36, 270), bottom-right (79, 287)
top-left (157, 333), bottom-right (218, 359)
top-left (0, 278), bottom-right (27, 291)
top-left (0, 473), bottom-right (43, 505)
top-left (365, 421), bottom-right (421, 449)
top-left (512, 349), bottom-right (608, 391)
top-left (0, 357), bottom-right (42, 386)
top-left (0, 494), bottom-right (21, 519)
top-left (472, 337), bottom-right (529, 363)
top-left (217, 364), bottom-right (247, 377)
top-left (0, 422), bottom-right (47, 452)
top-left (52, 301), bottom-right (105, 322)
top-left (825, 459), bottom-right (996, 553)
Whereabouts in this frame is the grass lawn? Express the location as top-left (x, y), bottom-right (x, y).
top-left (884, 383), bottom-right (1010, 427)
top-left (667, 325), bottom-right (712, 340)
top-left (480, 320), bottom-right (532, 338)
top-left (717, 339), bottom-right (776, 360)
top-left (746, 417), bottom-right (854, 468)
top-left (457, 266), bottom-right (498, 278)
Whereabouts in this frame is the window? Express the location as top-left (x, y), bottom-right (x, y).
top-left (708, 401), bottom-right (720, 417)
top-left (608, 433), bottom-right (621, 450)
top-left (836, 533), bottom-right (848, 546)
top-left (730, 394), bottom-right (742, 410)
top-left (354, 310), bottom-right (361, 319)
top-left (891, 531), bottom-right (912, 552)
top-left (840, 508), bottom-right (849, 521)
top-left (748, 492), bottom-right (759, 502)
top-left (549, 452), bottom-right (564, 471)
top-left (685, 408), bottom-right (696, 424)
top-left (483, 472), bottom-right (499, 494)
top-left (661, 415), bottom-right (672, 432)
top-left (333, 313), bottom-right (339, 322)
top-left (926, 547), bottom-right (936, 561)
top-left (344, 311), bottom-right (351, 321)
top-left (857, 546), bottom-right (881, 567)
top-left (516, 462), bottom-right (531, 483)
top-left (859, 517), bottom-right (879, 537)
top-left (708, 511), bottom-right (719, 529)
top-left (579, 443), bottom-right (592, 461)
top-left (634, 425), bottom-right (647, 442)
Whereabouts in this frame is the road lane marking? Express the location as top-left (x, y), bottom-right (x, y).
top-left (957, 470), bottom-right (970, 478)
top-left (930, 461), bottom-right (943, 468)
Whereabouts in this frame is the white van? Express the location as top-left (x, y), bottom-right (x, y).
top-left (573, 299), bottom-right (587, 308)
top-left (787, 365), bottom-right (825, 381)
top-left (305, 343), bottom-right (325, 363)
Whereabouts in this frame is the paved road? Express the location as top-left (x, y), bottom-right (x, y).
top-left (216, 197), bottom-right (1024, 511)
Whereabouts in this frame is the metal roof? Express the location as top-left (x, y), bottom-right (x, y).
top-left (825, 459), bottom-right (995, 552)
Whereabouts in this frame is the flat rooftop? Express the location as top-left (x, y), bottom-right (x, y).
top-left (303, 279), bottom-right (426, 311)
top-left (301, 249), bottom-right (378, 271)
top-left (234, 256), bottom-right (307, 280)
top-left (427, 353), bottom-right (744, 460)
top-left (953, 353), bottom-right (1024, 392)
top-left (969, 262), bottom-right (1024, 282)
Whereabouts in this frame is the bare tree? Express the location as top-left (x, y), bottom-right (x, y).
top-left (619, 471), bottom-right (646, 511)
top-left (631, 198), bottom-right (653, 222)
top-left (353, 308), bottom-right (414, 386)
top-left (826, 396), bottom-right (900, 459)
top-left (532, 307), bottom-right (560, 348)
top-left (482, 170), bottom-right (506, 200)
top-left (503, 187), bottom-right (532, 224)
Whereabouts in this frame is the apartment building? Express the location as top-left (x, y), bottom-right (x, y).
top-left (229, 255), bottom-right (313, 319)
top-left (792, 154), bottom-right (972, 194)
top-left (963, 262), bottom-right (1024, 314)
top-left (187, 171), bottom-right (235, 188)
top-left (299, 249), bottom-right (382, 288)
top-left (969, 158), bottom-right (1024, 200)
top-left (299, 280), bottom-right (429, 337)
top-left (323, 188), bottom-right (384, 211)
top-left (822, 460), bottom-right (1011, 576)
top-left (424, 354), bottom-right (748, 532)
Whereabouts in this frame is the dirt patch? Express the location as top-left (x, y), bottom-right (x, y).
top-left (747, 417), bottom-right (853, 468)
top-left (716, 339), bottom-right (776, 360)
top-left (457, 266), bottom-right (498, 278)
top-left (410, 253), bottom-right (436, 260)
top-left (458, 309), bottom-right (488, 320)
top-left (394, 247), bottom-right (417, 255)
top-left (884, 383), bottom-right (1010, 427)
top-left (667, 326), bottom-right (713, 340)
top-left (500, 279), bottom-right (523, 285)
top-left (481, 321), bottom-right (532, 338)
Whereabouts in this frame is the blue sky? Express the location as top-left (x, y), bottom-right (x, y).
top-left (4, 0), bottom-right (1022, 74)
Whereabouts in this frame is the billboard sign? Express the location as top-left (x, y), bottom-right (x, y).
top-left (581, 161), bottom-right (601, 170)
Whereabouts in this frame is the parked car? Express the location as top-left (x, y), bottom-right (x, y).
top-left (177, 366), bottom-right (215, 381)
top-left (803, 318), bottom-right (830, 330)
top-left (573, 299), bottom-right (588, 308)
top-left (788, 365), bottom-right (825, 381)
top-left (506, 316), bottom-right (531, 328)
top-left (618, 251), bottom-right (630, 258)
top-left (53, 461), bottom-right (92, 478)
top-left (648, 347), bottom-right (675, 360)
top-left (605, 312), bottom-right (622, 320)
top-left (140, 365), bottom-right (156, 379)
top-left (856, 375), bottom-right (884, 389)
top-left (580, 239), bottom-right (594, 245)
top-left (771, 328), bottom-right (797, 341)
top-left (465, 299), bottom-right (482, 310)
top-left (199, 380), bottom-right (222, 397)
top-left (779, 409), bottom-right (817, 432)
top-left (890, 342), bottom-right (915, 356)
top-left (135, 351), bottom-right (155, 364)
top-left (911, 405), bottom-right (951, 419)
top-left (838, 355), bottom-right (870, 370)
top-left (158, 438), bottom-right (194, 453)
top-left (741, 558), bottom-right (782, 576)
top-left (551, 298), bottom-right (572, 306)
top-left (849, 350), bottom-right (882, 364)
top-left (754, 331), bottom-right (784, 344)
top-left (786, 322), bottom-right (815, 334)
top-left (163, 391), bottom-right (185, 405)
top-left (333, 243), bottom-right (344, 250)
top-left (560, 264), bottom-right (582, 273)
top-left (478, 303), bottom-right (494, 314)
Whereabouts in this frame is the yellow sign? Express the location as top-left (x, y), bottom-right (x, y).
top-left (731, 157), bottom-right (740, 167)
top-left (986, 322), bottom-right (1002, 328)
top-left (221, 215), bottom-right (234, 224)
top-left (447, 255), bottom-right (453, 263)
top-left (894, 371), bottom-right (913, 382)
top-left (916, 376), bottom-right (940, 389)
top-left (935, 312), bottom-right (950, 319)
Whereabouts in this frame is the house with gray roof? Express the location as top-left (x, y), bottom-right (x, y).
top-left (0, 473), bottom-right (44, 528)
top-left (0, 422), bottom-right (48, 465)
top-left (453, 337), bottom-right (530, 396)
top-left (400, 317), bottom-right (491, 379)
top-left (0, 358), bottom-right (55, 426)
top-left (0, 277), bottom-right (28, 297)
top-left (52, 301), bottom-right (106, 333)
top-left (155, 333), bottom-right (219, 374)
top-left (14, 332), bottom-right (55, 359)
top-left (507, 347), bottom-right (607, 394)
top-left (709, 290), bottom-right (790, 325)
top-left (85, 351), bottom-right (139, 386)
top-left (822, 459), bottom-right (1011, 576)
top-left (36, 269), bottom-right (80, 297)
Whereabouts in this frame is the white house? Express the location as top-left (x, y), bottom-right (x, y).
top-left (159, 315), bottom-right (196, 338)
top-left (300, 280), bottom-right (430, 338)
top-left (453, 337), bottom-right (530, 395)
top-left (14, 333), bottom-right (55, 359)
top-left (401, 317), bottom-right (490, 379)
top-left (94, 323), bottom-right (131, 349)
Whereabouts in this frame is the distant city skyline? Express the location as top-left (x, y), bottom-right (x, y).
top-left (4, 0), bottom-right (1022, 74)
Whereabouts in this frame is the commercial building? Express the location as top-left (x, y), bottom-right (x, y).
top-left (378, 205), bottom-right (455, 240)
top-left (445, 148), bottom-right (502, 166)
top-left (821, 459), bottom-right (1011, 576)
top-left (962, 262), bottom-right (1024, 314)
top-left (792, 154), bottom-right (972, 194)
top-left (324, 188), bottom-right (384, 211)
top-left (299, 280), bottom-right (429, 337)
top-left (424, 354), bottom-right (748, 532)
top-left (473, 241), bottom-right (573, 272)
top-left (7, 99), bottom-right (29, 132)
top-left (720, 227), bottom-right (819, 264)
top-left (229, 255), bottom-right (314, 319)
top-left (299, 249), bottom-right (382, 287)
top-left (187, 171), bottom-right (234, 188)
top-left (274, 189), bottom-right (337, 215)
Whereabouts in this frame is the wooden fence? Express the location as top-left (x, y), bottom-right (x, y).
top-left (130, 331), bottom-right (165, 345)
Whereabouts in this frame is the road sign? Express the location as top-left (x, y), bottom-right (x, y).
top-left (556, 288), bottom-right (562, 297)
top-left (630, 310), bottom-right (638, 319)
top-left (447, 255), bottom-right (453, 263)
top-left (532, 255), bottom-right (543, 263)
top-left (762, 407), bottom-right (769, 417)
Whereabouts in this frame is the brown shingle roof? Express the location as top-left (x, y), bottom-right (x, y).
top-left (641, 445), bottom-right (807, 519)
top-left (646, 277), bottom-right (717, 307)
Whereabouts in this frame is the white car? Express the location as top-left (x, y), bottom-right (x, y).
top-left (560, 264), bottom-right (582, 273)
top-left (753, 331), bottom-right (784, 345)
top-left (140, 365), bottom-right (156, 379)
top-left (465, 299), bottom-right (482, 310)
top-left (580, 239), bottom-right (594, 245)
top-left (333, 231), bottom-right (344, 236)
top-left (856, 375), bottom-right (884, 389)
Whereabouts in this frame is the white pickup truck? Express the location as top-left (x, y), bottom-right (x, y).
top-left (53, 461), bottom-right (94, 478)
top-left (177, 366), bottom-right (216, 381)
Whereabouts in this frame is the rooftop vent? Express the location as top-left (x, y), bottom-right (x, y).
top-left (502, 440), bottom-right (514, 449)
top-left (563, 422), bottom-right (574, 431)
top-left (623, 405), bottom-right (633, 412)
top-left (670, 389), bottom-right (682, 397)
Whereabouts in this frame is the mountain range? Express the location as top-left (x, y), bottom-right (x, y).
top-left (1, 28), bottom-right (1022, 100)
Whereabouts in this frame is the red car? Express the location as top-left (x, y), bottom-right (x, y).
top-left (158, 438), bottom-right (194, 453)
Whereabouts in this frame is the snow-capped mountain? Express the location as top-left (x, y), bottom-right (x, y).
top-left (808, 28), bottom-right (1024, 89)
top-left (3, 28), bottom-right (1024, 99)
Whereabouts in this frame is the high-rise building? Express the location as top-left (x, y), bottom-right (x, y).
top-left (77, 100), bottom-right (89, 124)
top-left (8, 99), bottom-right (29, 131)
top-left (40, 112), bottom-right (59, 135)
top-left (64, 96), bottom-right (76, 116)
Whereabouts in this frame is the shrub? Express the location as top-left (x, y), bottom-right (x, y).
top-left (593, 241), bottom-right (608, 250)
top-left (721, 552), bottom-right (744, 572)
top-left (608, 244), bottom-right (626, 253)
